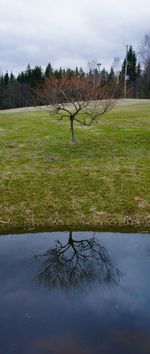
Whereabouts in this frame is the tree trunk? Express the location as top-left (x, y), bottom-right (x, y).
top-left (70, 118), bottom-right (75, 143)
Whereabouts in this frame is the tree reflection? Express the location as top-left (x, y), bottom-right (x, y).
top-left (34, 232), bottom-right (122, 291)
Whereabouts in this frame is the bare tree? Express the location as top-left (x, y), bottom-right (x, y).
top-left (112, 56), bottom-right (121, 84)
top-left (138, 32), bottom-right (150, 98)
top-left (139, 32), bottom-right (150, 65)
top-left (36, 74), bottom-right (119, 143)
top-left (34, 232), bottom-right (122, 292)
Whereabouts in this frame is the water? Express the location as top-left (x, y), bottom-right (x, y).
top-left (0, 231), bottom-right (150, 354)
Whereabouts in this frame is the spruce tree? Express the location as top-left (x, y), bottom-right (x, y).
top-left (10, 72), bottom-right (14, 84)
top-left (120, 46), bottom-right (139, 82)
top-left (120, 46), bottom-right (141, 96)
top-left (45, 63), bottom-right (53, 78)
top-left (4, 72), bottom-right (9, 86)
top-left (108, 67), bottom-right (115, 81)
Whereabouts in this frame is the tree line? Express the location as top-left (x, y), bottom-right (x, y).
top-left (0, 42), bottom-right (150, 110)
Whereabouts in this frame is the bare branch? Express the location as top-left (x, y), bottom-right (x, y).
top-left (35, 74), bottom-right (121, 142)
top-left (34, 232), bottom-right (122, 292)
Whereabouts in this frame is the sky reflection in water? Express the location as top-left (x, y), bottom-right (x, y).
top-left (0, 231), bottom-right (150, 354)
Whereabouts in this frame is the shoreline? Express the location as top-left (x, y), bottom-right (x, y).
top-left (0, 220), bottom-right (150, 235)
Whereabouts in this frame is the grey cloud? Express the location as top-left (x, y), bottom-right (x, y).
top-left (0, 0), bottom-right (150, 73)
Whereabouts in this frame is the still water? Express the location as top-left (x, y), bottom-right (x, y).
top-left (0, 231), bottom-right (150, 354)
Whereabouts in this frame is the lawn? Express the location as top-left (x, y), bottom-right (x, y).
top-left (0, 99), bottom-right (150, 233)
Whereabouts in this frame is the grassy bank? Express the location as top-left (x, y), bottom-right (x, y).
top-left (0, 100), bottom-right (150, 233)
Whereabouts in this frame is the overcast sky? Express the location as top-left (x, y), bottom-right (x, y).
top-left (0, 0), bottom-right (150, 74)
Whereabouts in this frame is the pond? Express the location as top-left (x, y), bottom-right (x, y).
top-left (0, 231), bottom-right (150, 354)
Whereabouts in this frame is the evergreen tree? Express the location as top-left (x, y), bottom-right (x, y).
top-left (4, 72), bottom-right (9, 86)
top-left (0, 75), bottom-right (4, 86)
top-left (31, 66), bottom-right (43, 87)
top-left (79, 67), bottom-right (85, 77)
top-left (120, 46), bottom-right (139, 82)
top-left (10, 72), bottom-right (15, 84)
top-left (45, 63), bottom-right (53, 78)
top-left (25, 64), bottom-right (32, 82)
top-left (100, 68), bottom-right (108, 86)
top-left (120, 46), bottom-right (141, 97)
top-left (65, 68), bottom-right (75, 79)
top-left (108, 67), bottom-right (115, 81)
top-left (17, 71), bottom-right (24, 83)
top-left (54, 69), bottom-right (61, 79)
top-left (136, 63), bottom-right (141, 77)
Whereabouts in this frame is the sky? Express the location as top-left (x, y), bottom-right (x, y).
top-left (0, 0), bottom-right (150, 74)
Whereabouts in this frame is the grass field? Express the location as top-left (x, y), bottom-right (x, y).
top-left (0, 99), bottom-right (150, 233)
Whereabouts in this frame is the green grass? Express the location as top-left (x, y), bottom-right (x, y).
top-left (0, 100), bottom-right (150, 233)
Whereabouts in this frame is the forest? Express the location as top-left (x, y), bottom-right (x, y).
top-left (0, 44), bottom-right (150, 109)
